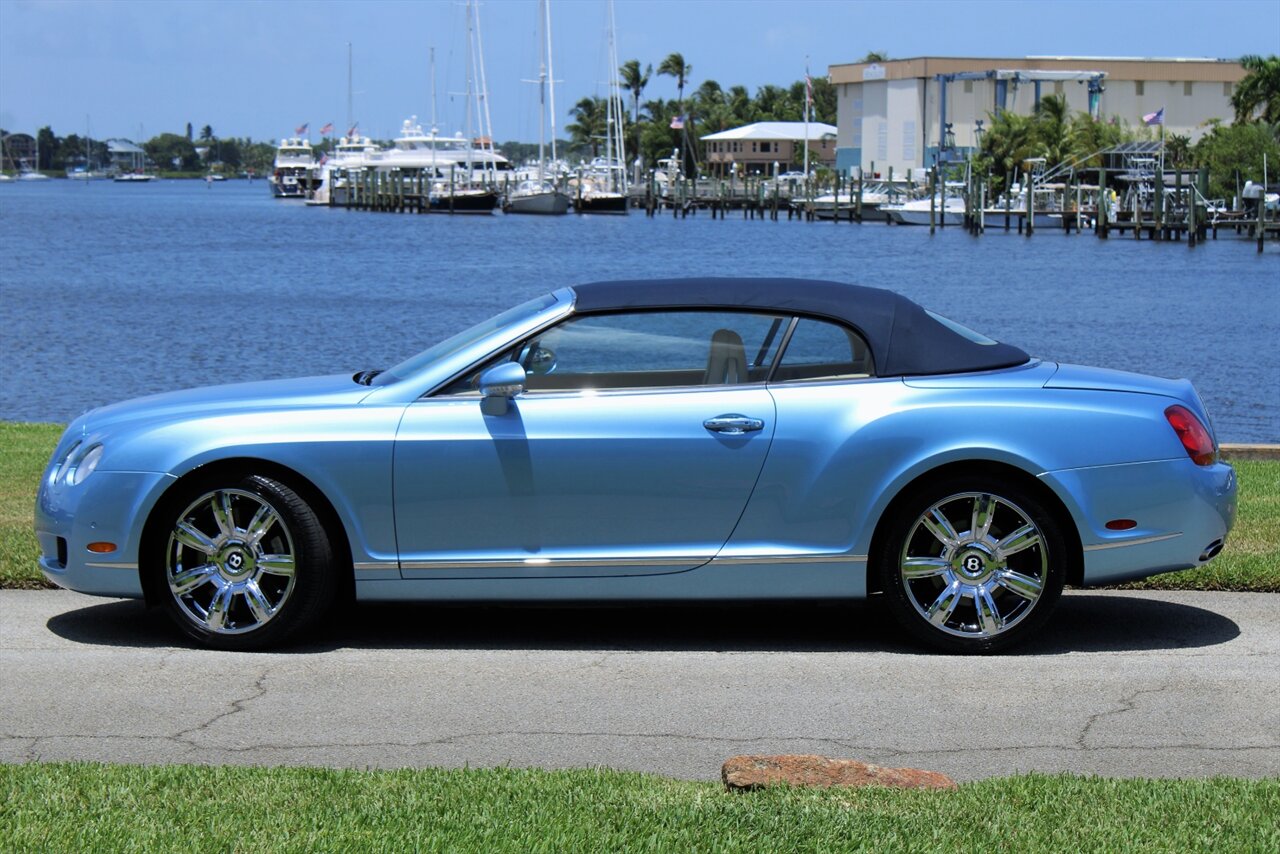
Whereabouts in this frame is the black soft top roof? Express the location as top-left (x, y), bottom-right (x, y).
top-left (570, 277), bottom-right (1029, 377)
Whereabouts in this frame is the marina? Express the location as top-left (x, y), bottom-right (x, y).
top-left (0, 178), bottom-right (1275, 443)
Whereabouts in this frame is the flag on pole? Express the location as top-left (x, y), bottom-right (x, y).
top-left (805, 74), bottom-right (813, 107)
top-left (320, 122), bottom-right (334, 136)
top-left (295, 122), bottom-right (309, 136)
top-left (669, 114), bottom-right (685, 130)
top-left (347, 124), bottom-right (359, 138)
top-left (1142, 108), bottom-right (1164, 126)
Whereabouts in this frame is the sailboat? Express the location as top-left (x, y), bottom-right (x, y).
top-left (576, 0), bottom-right (628, 214)
top-left (506, 0), bottom-right (570, 215)
top-left (429, 0), bottom-right (499, 214)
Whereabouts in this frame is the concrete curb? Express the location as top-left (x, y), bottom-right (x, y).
top-left (1220, 444), bottom-right (1280, 461)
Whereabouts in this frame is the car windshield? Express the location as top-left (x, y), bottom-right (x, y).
top-left (370, 293), bottom-right (559, 386)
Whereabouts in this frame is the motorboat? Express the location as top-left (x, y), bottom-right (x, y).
top-left (269, 137), bottom-right (317, 198)
top-left (882, 195), bottom-right (965, 225)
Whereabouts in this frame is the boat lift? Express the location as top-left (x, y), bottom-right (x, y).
top-left (934, 68), bottom-right (1107, 164)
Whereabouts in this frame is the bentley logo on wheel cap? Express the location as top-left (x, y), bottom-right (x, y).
top-left (963, 555), bottom-right (983, 573)
top-left (227, 552), bottom-right (245, 570)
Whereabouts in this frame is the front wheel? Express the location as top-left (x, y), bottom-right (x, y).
top-left (150, 474), bottom-right (337, 650)
top-left (874, 476), bottom-right (1067, 653)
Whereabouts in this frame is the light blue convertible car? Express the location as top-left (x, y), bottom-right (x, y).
top-left (36, 278), bottom-right (1236, 652)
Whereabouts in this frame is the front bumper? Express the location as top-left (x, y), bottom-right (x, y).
top-left (1042, 457), bottom-right (1236, 585)
top-left (36, 468), bottom-right (176, 598)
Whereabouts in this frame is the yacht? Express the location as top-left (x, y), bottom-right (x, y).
top-left (306, 132), bottom-right (378, 206)
top-left (269, 138), bottom-right (317, 198)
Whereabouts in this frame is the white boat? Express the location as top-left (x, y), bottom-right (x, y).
top-left (269, 137), bottom-right (316, 198)
top-left (307, 133), bottom-right (378, 206)
top-left (882, 195), bottom-right (966, 225)
top-left (16, 160), bottom-right (50, 181)
top-left (811, 182), bottom-right (897, 221)
top-left (113, 171), bottom-right (155, 183)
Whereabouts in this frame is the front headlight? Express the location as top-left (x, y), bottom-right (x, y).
top-left (54, 440), bottom-right (83, 483)
top-left (67, 444), bottom-right (104, 486)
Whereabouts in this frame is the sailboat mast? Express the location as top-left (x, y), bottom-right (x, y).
top-left (473, 1), bottom-right (497, 185)
top-left (803, 56), bottom-right (811, 184)
top-left (465, 0), bottom-right (475, 176)
top-left (537, 0), bottom-right (547, 183)
top-left (546, 0), bottom-right (558, 165)
top-left (606, 0), bottom-right (626, 192)
top-left (346, 42), bottom-right (353, 137)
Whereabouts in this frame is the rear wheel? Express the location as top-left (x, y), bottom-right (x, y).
top-left (151, 474), bottom-right (336, 650)
top-left (875, 475), bottom-right (1066, 653)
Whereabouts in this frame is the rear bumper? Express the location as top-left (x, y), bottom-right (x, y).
top-left (1042, 458), bottom-right (1236, 585)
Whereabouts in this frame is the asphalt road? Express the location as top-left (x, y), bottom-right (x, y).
top-left (2, 589), bottom-right (1277, 781)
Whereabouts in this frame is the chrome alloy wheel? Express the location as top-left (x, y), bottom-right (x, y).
top-left (165, 488), bottom-right (297, 635)
top-left (899, 492), bottom-right (1048, 639)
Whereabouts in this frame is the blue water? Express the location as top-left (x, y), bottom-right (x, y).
top-left (1, 179), bottom-right (1277, 440)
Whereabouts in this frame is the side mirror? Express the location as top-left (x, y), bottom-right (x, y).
top-left (478, 362), bottom-right (526, 416)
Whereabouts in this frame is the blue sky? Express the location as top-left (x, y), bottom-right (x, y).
top-left (1, 0), bottom-right (1277, 144)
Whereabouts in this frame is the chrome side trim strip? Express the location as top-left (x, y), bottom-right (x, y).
top-left (1082, 532), bottom-right (1182, 552)
top-left (390, 554), bottom-right (869, 571)
top-left (711, 554), bottom-right (868, 565)
top-left (85, 562), bottom-right (139, 570)
top-left (354, 561), bottom-right (391, 571)
top-left (400, 556), bottom-right (704, 571)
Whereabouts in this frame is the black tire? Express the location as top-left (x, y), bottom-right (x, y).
top-left (148, 474), bottom-right (337, 650)
top-left (873, 474), bottom-right (1067, 654)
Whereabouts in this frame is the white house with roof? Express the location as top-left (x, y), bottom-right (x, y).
top-left (700, 121), bottom-right (838, 177)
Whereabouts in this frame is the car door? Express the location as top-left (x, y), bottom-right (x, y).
top-left (392, 309), bottom-right (787, 578)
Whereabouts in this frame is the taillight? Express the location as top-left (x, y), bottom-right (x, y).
top-left (1165, 405), bottom-right (1215, 466)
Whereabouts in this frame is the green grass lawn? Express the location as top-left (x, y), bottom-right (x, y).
top-left (2, 421), bottom-right (1276, 591)
top-left (1, 763), bottom-right (1277, 853)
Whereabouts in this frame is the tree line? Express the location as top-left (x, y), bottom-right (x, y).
top-left (564, 51), bottom-right (836, 173)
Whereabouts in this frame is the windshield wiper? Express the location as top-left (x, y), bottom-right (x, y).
top-left (353, 369), bottom-right (384, 386)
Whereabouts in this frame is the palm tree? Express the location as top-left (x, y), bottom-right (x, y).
top-left (1032, 94), bottom-right (1071, 168)
top-left (1232, 54), bottom-right (1280, 124)
top-left (658, 52), bottom-right (692, 109)
top-left (199, 125), bottom-right (214, 141)
top-left (619, 59), bottom-right (651, 162)
top-left (658, 53), bottom-right (693, 172)
top-left (566, 96), bottom-right (608, 158)
top-left (619, 60), bottom-right (651, 125)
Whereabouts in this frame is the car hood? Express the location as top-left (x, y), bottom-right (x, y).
top-left (71, 373), bottom-right (373, 437)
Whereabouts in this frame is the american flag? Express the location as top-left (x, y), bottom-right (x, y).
top-left (295, 122), bottom-right (309, 136)
top-left (806, 74), bottom-right (813, 106)
top-left (669, 114), bottom-right (684, 130)
top-left (1142, 108), bottom-right (1164, 126)
top-left (347, 124), bottom-right (359, 137)
top-left (320, 122), bottom-right (334, 136)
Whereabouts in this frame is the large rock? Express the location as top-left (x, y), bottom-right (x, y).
top-left (722, 754), bottom-right (957, 791)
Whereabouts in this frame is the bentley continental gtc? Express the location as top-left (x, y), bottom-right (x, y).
top-left (36, 278), bottom-right (1237, 652)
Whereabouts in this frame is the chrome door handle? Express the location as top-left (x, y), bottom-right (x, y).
top-left (703, 414), bottom-right (765, 435)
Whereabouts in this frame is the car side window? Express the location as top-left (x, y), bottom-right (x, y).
top-left (772, 317), bottom-right (874, 382)
top-left (441, 310), bottom-right (789, 395)
top-left (520, 310), bottom-right (790, 392)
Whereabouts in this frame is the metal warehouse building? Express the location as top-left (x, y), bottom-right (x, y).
top-left (828, 56), bottom-right (1248, 176)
